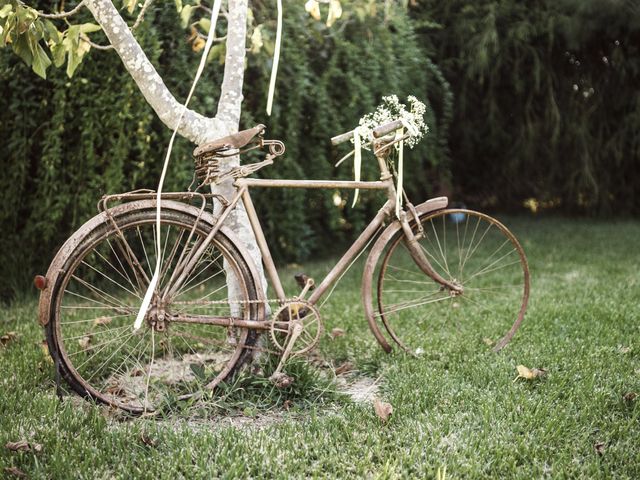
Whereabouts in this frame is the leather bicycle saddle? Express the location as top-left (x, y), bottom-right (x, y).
top-left (193, 124), bottom-right (266, 157)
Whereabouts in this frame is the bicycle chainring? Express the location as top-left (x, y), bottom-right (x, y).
top-left (269, 300), bottom-right (323, 355)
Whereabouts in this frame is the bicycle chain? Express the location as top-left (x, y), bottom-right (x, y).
top-left (168, 296), bottom-right (311, 357)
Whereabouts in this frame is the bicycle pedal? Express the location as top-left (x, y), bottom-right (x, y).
top-left (294, 273), bottom-right (315, 290)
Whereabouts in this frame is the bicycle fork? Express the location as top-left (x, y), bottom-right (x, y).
top-left (398, 209), bottom-right (463, 295)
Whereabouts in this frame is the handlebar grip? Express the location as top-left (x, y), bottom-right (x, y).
top-left (372, 119), bottom-right (403, 138)
top-left (331, 130), bottom-right (355, 146)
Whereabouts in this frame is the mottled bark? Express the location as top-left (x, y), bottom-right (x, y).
top-left (85, 0), bottom-right (226, 145)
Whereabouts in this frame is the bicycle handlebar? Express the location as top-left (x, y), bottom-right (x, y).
top-left (372, 119), bottom-right (403, 138)
top-left (330, 119), bottom-right (405, 146)
top-left (330, 130), bottom-right (355, 146)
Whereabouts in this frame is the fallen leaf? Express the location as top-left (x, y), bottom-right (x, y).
top-left (594, 441), bottom-right (606, 455)
top-left (5, 441), bottom-right (30, 452)
top-left (271, 372), bottom-right (294, 388)
top-left (283, 399), bottom-right (293, 411)
top-left (373, 398), bottom-right (393, 423)
top-left (39, 341), bottom-right (53, 364)
top-left (5, 440), bottom-right (41, 453)
top-left (623, 392), bottom-right (637, 402)
top-left (334, 361), bottom-right (353, 375)
top-left (618, 345), bottom-right (631, 354)
top-left (93, 316), bottom-right (112, 326)
top-left (78, 334), bottom-right (93, 350)
top-left (452, 302), bottom-right (460, 309)
top-left (330, 328), bottom-right (345, 340)
top-left (4, 466), bottom-right (27, 478)
top-left (514, 365), bottom-right (547, 381)
top-left (105, 385), bottom-right (126, 396)
top-left (0, 331), bottom-right (17, 346)
top-left (482, 337), bottom-right (494, 346)
top-left (140, 433), bottom-right (157, 448)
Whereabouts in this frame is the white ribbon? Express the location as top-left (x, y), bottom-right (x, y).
top-left (133, 0), bottom-right (223, 331)
top-left (395, 128), bottom-right (404, 219)
top-left (393, 119), bottom-right (419, 218)
top-left (266, 0), bottom-right (282, 116)
top-left (351, 126), bottom-right (362, 207)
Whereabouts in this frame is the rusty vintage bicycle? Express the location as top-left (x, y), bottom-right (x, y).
top-left (35, 120), bottom-right (530, 413)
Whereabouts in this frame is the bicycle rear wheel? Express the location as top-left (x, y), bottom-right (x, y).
top-left (375, 209), bottom-right (529, 353)
top-left (43, 203), bottom-right (261, 413)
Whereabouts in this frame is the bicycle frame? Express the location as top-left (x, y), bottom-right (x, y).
top-left (238, 176), bottom-right (396, 306)
top-left (166, 164), bottom-right (459, 314)
top-left (164, 174), bottom-right (396, 306)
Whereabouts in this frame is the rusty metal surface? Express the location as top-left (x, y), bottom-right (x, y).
top-left (193, 126), bottom-right (285, 186)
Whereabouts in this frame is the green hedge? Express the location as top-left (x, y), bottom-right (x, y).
top-left (0, 4), bottom-right (448, 299)
top-left (413, 0), bottom-right (640, 214)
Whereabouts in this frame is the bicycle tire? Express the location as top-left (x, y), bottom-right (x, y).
top-left (366, 209), bottom-right (529, 353)
top-left (42, 201), bottom-right (261, 413)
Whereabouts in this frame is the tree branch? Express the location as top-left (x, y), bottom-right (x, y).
top-left (37, 0), bottom-right (86, 19)
top-left (131, 0), bottom-right (154, 31)
top-left (84, 0), bottom-right (225, 145)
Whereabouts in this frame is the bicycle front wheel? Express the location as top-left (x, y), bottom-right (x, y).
top-left (375, 209), bottom-right (529, 353)
top-left (44, 203), bottom-right (261, 413)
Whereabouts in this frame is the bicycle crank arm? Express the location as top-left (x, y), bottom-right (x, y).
top-left (270, 319), bottom-right (304, 381)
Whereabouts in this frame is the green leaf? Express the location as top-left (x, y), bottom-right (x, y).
top-left (51, 42), bottom-right (66, 68)
top-left (180, 5), bottom-right (194, 28)
top-left (65, 25), bottom-right (81, 48)
top-left (189, 363), bottom-right (205, 381)
top-left (206, 43), bottom-right (224, 64)
top-left (79, 23), bottom-right (101, 34)
top-left (126, 0), bottom-right (136, 14)
top-left (174, 0), bottom-right (183, 13)
top-left (31, 42), bottom-right (51, 78)
top-left (12, 34), bottom-right (33, 65)
top-left (43, 20), bottom-right (62, 43)
top-left (199, 17), bottom-right (210, 33)
top-left (66, 48), bottom-right (81, 77)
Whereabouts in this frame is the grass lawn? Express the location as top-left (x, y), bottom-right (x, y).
top-left (1, 216), bottom-right (638, 478)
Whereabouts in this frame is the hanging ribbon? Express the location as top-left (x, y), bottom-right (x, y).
top-left (395, 129), bottom-right (404, 219)
top-left (266, 0), bottom-right (282, 116)
top-left (394, 119), bottom-right (419, 218)
top-left (351, 126), bottom-right (362, 207)
top-left (133, 0), bottom-right (223, 331)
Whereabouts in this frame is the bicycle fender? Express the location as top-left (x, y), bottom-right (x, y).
top-left (361, 196), bottom-right (448, 352)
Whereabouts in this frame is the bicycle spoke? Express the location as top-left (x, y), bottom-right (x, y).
top-left (60, 312), bottom-right (135, 325)
top-left (106, 238), bottom-right (140, 296)
top-left (80, 259), bottom-right (141, 300)
top-left (92, 248), bottom-right (141, 299)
